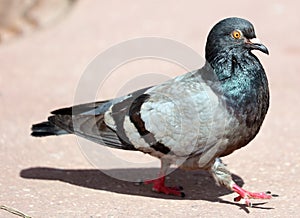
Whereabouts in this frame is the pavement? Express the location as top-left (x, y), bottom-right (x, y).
top-left (0, 1), bottom-right (300, 217)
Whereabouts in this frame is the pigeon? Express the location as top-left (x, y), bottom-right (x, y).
top-left (31, 17), bottom-right (274, 206)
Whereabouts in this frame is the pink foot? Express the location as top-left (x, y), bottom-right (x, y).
top-left (232, 184), bottom-right (272, 207)
top-left (144, 177), bottom-right (185, 197)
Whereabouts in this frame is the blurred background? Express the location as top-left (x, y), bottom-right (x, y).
top-left (0, 0), bottom-right (77, 42)
top-left (0, 1), bottom-right (299, 217)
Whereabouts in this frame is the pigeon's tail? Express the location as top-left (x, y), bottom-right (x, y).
top-left (31, 100), bottom-right (137, 151)
top-left (31, 101), bottom-right (103, 138)
top-left (31, 121), bottom-right (69, 137)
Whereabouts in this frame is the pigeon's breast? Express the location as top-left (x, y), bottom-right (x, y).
top-left (215, 58), bottom-right (270, 157)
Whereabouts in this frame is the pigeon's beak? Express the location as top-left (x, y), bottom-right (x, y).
top-left (246, 38), bottom-right (269, 55)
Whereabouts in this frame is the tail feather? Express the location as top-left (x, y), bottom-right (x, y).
top-left (30, 99), bottom-right (136, 151)
top-left (31, 121), bottom-right (68, 137)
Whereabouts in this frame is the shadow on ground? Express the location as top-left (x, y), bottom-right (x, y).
top-left (20, 167), bottom-right (243, 201)
top-left (20, 167), bottom-right (274, 212)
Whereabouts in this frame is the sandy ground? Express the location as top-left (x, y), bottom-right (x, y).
top-left (1, 0), bottom-right (300, 217)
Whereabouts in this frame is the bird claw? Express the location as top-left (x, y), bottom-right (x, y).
top-left (152, 185), bottom-right (185, 197)
top-left (232, 184), bottom-right (273, 207)
top-left (144, 177), bottom-right (185, 197)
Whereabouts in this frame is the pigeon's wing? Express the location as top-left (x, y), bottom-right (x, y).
top-left (43, 70), bottom-right (229, 160)
top-left (51, 100), bottom-right (111, 116)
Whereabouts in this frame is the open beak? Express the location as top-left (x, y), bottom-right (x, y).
top-left (246, 38), bottom-right (269, 55)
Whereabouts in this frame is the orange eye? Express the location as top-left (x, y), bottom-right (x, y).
top-left (232, 30), bottom-right (242, 39)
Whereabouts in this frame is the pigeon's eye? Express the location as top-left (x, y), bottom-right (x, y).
top-left (232, 30), bottom-right (242, 39)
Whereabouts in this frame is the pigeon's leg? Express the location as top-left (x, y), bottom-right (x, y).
top-left (144, 159), bottom-right (185, 197)
top-left (210, 158), bottom-right (272, 207)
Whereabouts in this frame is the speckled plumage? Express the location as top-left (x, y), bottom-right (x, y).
top-left (31, 17), bottom-right (272, 206)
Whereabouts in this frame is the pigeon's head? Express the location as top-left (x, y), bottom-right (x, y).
top-left (205, 17), bottom-right (269, 64)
